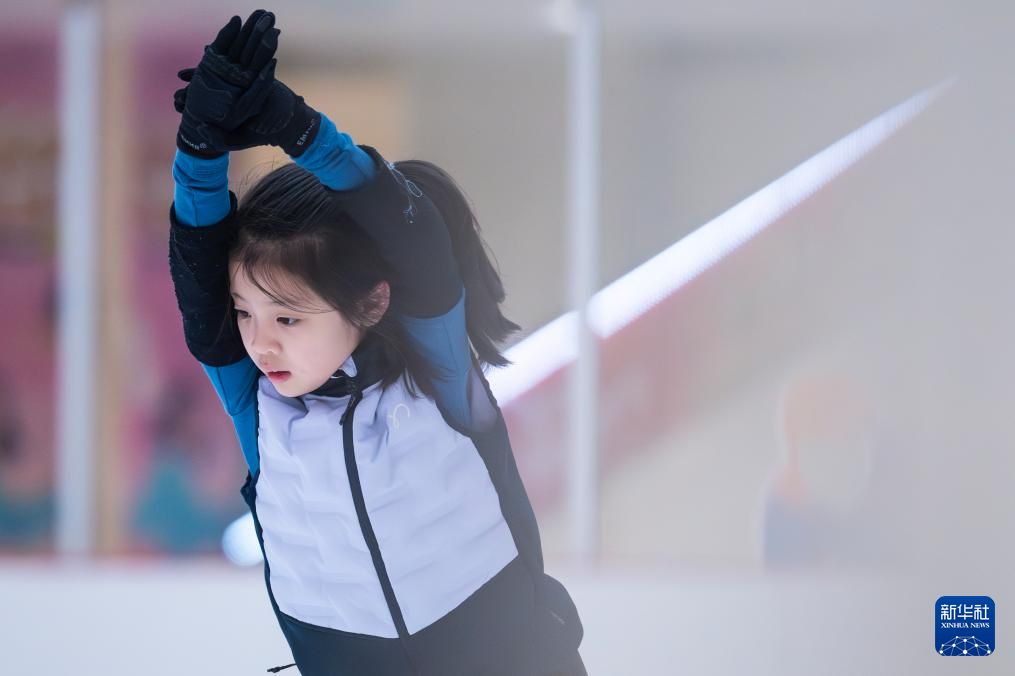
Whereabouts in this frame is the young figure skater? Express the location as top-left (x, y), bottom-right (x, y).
top-left (168, 11), bottom-right (586, 675)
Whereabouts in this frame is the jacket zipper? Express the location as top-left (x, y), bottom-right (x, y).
top-left (339, 385), bottom-right (418, 671)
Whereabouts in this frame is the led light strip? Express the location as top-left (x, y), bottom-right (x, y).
top-left (487, 77), bottom-right (954, 406)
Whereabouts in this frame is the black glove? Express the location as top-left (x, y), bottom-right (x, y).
top-left (174, 68), bottom-right (321, 158)
top-left (173, 16), bottom-right (322, 158)
top-left (175, 10), bottom-right (280, 159)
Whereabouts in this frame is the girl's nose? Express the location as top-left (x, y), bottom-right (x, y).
top-left (250, 323), bottom-right (280, 355)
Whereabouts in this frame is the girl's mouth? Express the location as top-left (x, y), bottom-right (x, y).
top-left (267, 371), bottom-right (291, 383)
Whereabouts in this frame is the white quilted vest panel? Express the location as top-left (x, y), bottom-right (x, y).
top-left (253, 360), bottom-right (518, 637)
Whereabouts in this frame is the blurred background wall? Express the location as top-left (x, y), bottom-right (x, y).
top-left (2, 0), bottom-right (1013, 673)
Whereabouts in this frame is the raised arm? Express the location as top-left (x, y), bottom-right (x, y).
top-left (292, 115), bottom-right (475, 429)
top-left (168, 150), bottom-right (245, 365)
top-left (295, 116), bottom-right (462, 317)
top-left (168, 8), bottom-right (282, 374)
top-left (166, 11), bottom-right (282, 473)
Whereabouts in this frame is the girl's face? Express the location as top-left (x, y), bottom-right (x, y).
top-left (228, 261), bottom-right (363, 398)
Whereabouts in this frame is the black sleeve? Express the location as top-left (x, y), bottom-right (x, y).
top-left (167, 190), bottom-right (248, 366)
top-left (323, 145), bottom-right (463, 318)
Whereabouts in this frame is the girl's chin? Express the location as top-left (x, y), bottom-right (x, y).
top-left (268, 375), bottom-right (300, 394)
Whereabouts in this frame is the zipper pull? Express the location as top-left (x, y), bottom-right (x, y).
top-left (267, 663), bottom-right (296, 672)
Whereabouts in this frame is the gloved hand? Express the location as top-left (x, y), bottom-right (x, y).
top-left (173, 13), bottom-right (322, 158)
top-left (175, 9), bottom-right (280, 158)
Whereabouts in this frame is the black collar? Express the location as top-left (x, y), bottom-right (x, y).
top-left (307, 334), bottom-right (387, 398)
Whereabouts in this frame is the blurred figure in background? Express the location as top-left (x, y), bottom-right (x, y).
top-left (0, 366), bottom-right (54, 549)
top-left (758, 356), bottom-right (900, 571)
top-left (0, 266), bottom-right (56, 552)
top-left (129, 375), bottom-right (240, 554)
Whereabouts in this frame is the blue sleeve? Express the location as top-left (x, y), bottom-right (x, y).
top-left (294, 118), bottom-right (461, 317)
top-left (397, 283), bottom-right (473, 430)
top-left (292, 113), bottom-right (377, 190)
top-left (201, 360), bottom-right (261, 475)
top-left (291, 115), bottom-right (474, 427)
top-left (172, 149), bottom-right (231, 227)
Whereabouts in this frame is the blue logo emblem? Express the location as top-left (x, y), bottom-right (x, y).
top-left (936, 596), bottom-right (994, 656)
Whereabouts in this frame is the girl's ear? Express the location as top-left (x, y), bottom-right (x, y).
top-left (362, 281), bottom-right (391, 328)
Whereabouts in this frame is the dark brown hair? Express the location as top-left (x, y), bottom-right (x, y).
top-left (222, 157), bottom-right (520, 399)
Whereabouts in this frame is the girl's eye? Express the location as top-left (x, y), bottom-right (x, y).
top-left (232, 309), bottom-right (297, 327)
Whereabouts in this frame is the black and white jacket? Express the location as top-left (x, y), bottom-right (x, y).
top-left (168, 132), bottom-right (584, 675)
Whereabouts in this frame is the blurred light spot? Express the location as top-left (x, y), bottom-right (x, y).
top-left (222, 512), bottom-right (263, 567)
top-left (542, 0), bottom-right (579, 35)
